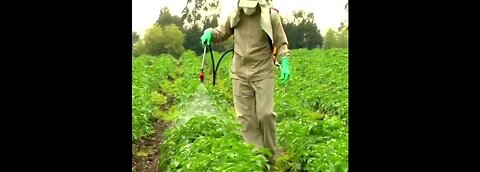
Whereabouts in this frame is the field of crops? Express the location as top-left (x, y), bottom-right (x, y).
top-left (132, 48), bottom-right (348, 171)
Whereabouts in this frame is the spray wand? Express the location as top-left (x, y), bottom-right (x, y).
top-left (199, 43), bottom-right (234, 85)
top-left (199, 45), bottom-right (207, 83)
top-left (199, 44), bottom-right (218, 85)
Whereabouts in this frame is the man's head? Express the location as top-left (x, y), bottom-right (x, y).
top-left (231, 0), bottom-right (274, 40)
top-left (238, 0), bottom-right (260, 15)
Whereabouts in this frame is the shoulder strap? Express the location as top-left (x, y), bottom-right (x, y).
top-left (266, 8), bottom-right (275, 51)
top-left (269, 8), bottom-right (278, 55)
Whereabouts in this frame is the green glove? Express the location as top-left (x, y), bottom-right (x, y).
top-left (280, 57), bottom-right (291, 84)
top-left (200, 28), bottom-right (214, 46)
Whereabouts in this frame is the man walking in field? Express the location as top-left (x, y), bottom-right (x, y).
top-left (200, 0), bottom-right (291, 166)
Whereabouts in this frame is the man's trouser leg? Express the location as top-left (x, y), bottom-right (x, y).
top-left (233, 78), bottom-right (276, 156)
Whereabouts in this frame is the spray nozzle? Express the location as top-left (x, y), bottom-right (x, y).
top-left (199, 70), bottom-right (205, 83)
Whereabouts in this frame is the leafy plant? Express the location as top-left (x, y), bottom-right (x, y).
top-left (133, 48), bottom-right (349, 171)
top-left (132, 54), bottom-right (176, 141)
top-left (159, 116), bottom-right (269, 171)
top-left (277, 116), bottom-right (348, 171)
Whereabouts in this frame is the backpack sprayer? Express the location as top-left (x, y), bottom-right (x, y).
top-left (199, 45), bottom-right (234, 85)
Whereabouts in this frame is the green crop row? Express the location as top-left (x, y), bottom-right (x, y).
top-left (132, 54), bottom-right (176, 141)
top-left (277, 116), bottom-right (348, 172)
top-left (275, 48), bottom-right (348, 121)
top-left (192, 48), bottom-right (349, 171)
top-left (158, 50), bottom-right (271, 171)
top-left (202, 48), bottom-right (348, 120)
top-left (274, 48), bottom-right (348, 171)
top-left (132, 48), bottom-right (349, 171)
top-left (159, 115), bottom-right (269, 171)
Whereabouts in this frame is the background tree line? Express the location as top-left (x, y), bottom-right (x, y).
top-left (132, 0), bottom-right (348, 58)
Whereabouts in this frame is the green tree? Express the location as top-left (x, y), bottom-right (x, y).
top-left (283, 21), bottom-right (300, 49)
top-left (160, 24), bottom-right (185, 57)
top-left (135, 24), bottom-right (185, 58)
top-left (133, 39), bottom-right (146, 57)
top-left (181, 0), bottom-right (220, 29)
top-left (183, 25), bottom-right (203, 56)
top-left (132, 32), bottom-right (140, 45)
top-left (156, 7), bottom-right (182, 28)
top-left (336, 28), bottom-right (348, 48)
top-left (302, 21), bottom-right (323, 49)
top-left (181, 0), bottom-right (226, 54)
top-left (323, 28), bottom-right (337, 49)
top-left (283, 10), bottom-right (323, 49)
top-left (132, 31), bottom-right (140, 55)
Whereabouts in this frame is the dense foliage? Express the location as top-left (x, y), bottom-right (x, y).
top-left (132, 54), bottom-right (176, 140)
top-left (132, 48), bottom-right (348, 171)
top-left (133, 24), bottom-right (185, 58)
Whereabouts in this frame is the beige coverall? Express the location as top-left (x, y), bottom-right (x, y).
top-left (210, 0), bottom-right (290, 159)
